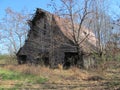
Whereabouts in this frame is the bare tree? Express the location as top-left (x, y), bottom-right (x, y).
top-left (0, 8), bottom-right (30, 55)
top-left (89, 0), bottom-right (113, 58)
top-left (49, 0), bottom-right (97, 68)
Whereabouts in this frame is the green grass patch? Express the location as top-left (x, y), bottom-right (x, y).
top-left (0, 55), bottom-right (9, 60)
top-left (35, 77), bottom-right (48, 84)
top-left (106, 81), bottom-right (120, 88)
top-left (0, 68), bottom-right (48, 84)
top-left (0, 88), bottom-right (19, 90)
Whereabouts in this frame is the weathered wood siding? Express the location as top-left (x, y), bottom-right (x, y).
top-left (17, 8), bottom-right (98, 68)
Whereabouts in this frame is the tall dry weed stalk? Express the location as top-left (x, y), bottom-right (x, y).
top-left (58, 64), bottom-right (63, 71)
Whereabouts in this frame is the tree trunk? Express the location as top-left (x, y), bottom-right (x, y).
top-left (76, 45), bottom-right (84, 68)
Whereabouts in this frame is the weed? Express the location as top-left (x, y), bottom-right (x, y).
top-left (103, 81), bottom-right (120, 89)
top-left (0, 55), bottom-right (17, 64)
top-left (35, 77), bottom-right (48, 84)
top-left (0, 68), bottom-right (48, 84)
top-left (0, 69), bottom-right (21, 80)
top-left (58, 64), bottom-right (63, 70)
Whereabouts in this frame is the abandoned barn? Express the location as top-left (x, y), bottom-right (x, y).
top-left (16, 8), bottom-right (98, 69)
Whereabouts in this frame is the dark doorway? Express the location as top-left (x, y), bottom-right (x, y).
top-left (42, 53), bottom-right (49, 66)
top-left (37, 52), bottom-right (49, 66)
top-left (17, 55), bottom-right (27, 64)
top-left (63, 52), bottom-right (78, 69)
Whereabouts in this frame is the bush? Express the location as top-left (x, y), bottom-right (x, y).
top-left (0, 54), bottom-right (17, 64)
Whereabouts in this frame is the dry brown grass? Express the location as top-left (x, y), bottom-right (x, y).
top-left (0, 80), bottom-right (18, 88)
top-left (3, 65), bottom-right (51, 77)
top-left (1, 61), bottom-right (120, 89)
top-left (2, 64), bottom-right (92, 84)
top-left (58, 64), bottom-right (63, 71)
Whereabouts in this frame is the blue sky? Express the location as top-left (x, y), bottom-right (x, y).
top-left (0, 0), bottom-right (120, 16)
top-left (0, 0), bottom-right (120, 19)
top-left (108, 0), bottom-right (120, 19)
top-left (0, 0), bottom-right (53, 18)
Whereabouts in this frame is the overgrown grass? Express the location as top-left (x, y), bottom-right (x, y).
top-left (0, 54), bottom-right (17, 64)
top-left (0, 68), bottom-right (48, 84)
top-left (0, 63), bottom-right (120, 89)
top-left (0, 53), bottom-right (120, 89)
top-left (0, 55), bottom-right (10, 60)
top-left (0, 55), bottom-right (10, 64)
top-left (0, 67), bottom-right (48, 89)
